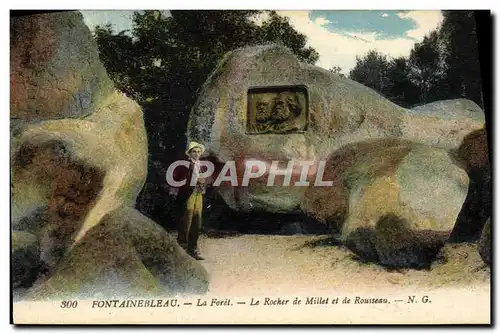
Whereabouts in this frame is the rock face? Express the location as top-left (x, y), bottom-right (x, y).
top-left (478, 218), bottom-right (491, 266)
top-left (188, 45), bottom-right (484, 214)
top-left (11, 11), bottom-right (208, 300)
top-left (304, 140), bottom-right (469, 268)
top-left (449, 128), bottom-right (492, 242)
top-left (24, 207), bottom-right (209, 300)
top-left (187, 44), bottom-right (489, 267)
top-left (10, 11), bottom-right (114, 121)
top-left (403, 99), bottom-right (485, 150)
top-left (12, 231), bottom-right (41, 289)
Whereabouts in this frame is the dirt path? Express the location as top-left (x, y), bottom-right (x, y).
top-left (197, 234), bottom-right (490, 296)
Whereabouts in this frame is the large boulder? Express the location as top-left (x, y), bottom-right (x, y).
top-left (23, 207), bottom-right (209, 300)
top-left (10, 11), bottom-right (114, 121)
top-left (11, 11), bottom-right (208, 300)
top-left (188, 45), bottom-right (484, 215)
top-left (189, 45), bottom-right (407, 214)
top-left (187, 44), bottom-right (488, 267)
top-left (11, 82), bottom-right (148, 273)
top-left (303, 140), bottom-right (468, 268)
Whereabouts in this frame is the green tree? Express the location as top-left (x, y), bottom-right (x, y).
top-left (347, 11), bottom-right (483, 109)
top-left (408, 30), bottom-right (446, 104)
top-left (349, 50), bottom-right (391, 96)
top-left (258, 11), bottom-right (319, 64)
top-left (439, 10), bottom-right (483, 108)
top-left (349, 52), bottom-right (420, 107)
top-left (386, 57), bottom-right (421, 107)
top-left (93, 24), bottom-right (138, 98)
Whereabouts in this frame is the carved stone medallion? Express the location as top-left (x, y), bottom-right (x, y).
top-left (246, 86), bottom-right (308, 134)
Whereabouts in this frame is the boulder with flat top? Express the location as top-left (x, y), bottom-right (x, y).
top-left (188, 44), bottom-right (490, 268)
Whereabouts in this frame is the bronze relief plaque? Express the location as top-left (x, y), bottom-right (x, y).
top-left (246, 85), bottom-right (309, 134)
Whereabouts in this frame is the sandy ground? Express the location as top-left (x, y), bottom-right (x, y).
top-left (197, 234), bottom-right (490, 296)
top-left (13, 233), bottom-right (490, 303)
top-left (12, 234), bottom-right (490, 324)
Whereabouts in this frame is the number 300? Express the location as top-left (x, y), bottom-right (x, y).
top-left (60, 300), bottom-right (78, 308)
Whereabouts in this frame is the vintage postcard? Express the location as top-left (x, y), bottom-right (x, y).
top-left (10, 9), bottom-right (491, 325)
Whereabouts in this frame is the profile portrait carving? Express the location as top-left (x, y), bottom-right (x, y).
top-left (247, 86), bottom-right (308, 134)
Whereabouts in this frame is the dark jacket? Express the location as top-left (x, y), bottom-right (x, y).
top-left (172, 159), bottom-right (207, 202)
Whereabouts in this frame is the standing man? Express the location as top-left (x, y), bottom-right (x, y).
top-left (172, 141), bottom-right (207, 260)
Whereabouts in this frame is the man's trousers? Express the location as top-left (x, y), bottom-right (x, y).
top-left (177, 191), bottom-right (203, 254)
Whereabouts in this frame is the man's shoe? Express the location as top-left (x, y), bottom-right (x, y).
top-left (190, 252), bottom-right (205, 261)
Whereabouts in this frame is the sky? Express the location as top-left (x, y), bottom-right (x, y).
top-left (80, 10), bottom-right (443, 75)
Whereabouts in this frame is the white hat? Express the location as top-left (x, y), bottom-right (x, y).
top-left (185, 141), bottom-right (205, 155)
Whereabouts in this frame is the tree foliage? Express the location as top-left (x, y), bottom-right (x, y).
top-left (258, 11), bottom-right (319, 64)
top-left (349, 50), bottom-right (391, 96)
top-left (94, 10), bottom-right (318, 106)
top-left (439, 10), bottom-right (483, 107)
top-left (385, 57), bottom-right (421, 107)
top-left (347, 10), bottom-right (483, 109)
top-left (408, 30), bottom-right (446, 103)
